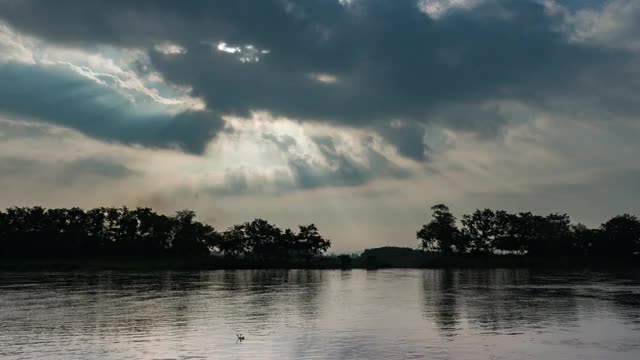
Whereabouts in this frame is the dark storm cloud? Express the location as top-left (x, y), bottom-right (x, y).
top-left (374, 121), bottom-right (430, 160)
top-left (142, 0), bottom-right (606, 144)
top-left (0, 63), bottom-right (224, 154)
top-left (0, 0), bottom-right (636, 160)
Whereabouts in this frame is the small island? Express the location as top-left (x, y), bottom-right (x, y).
top-left (1, 204), bottom-right (639, 270)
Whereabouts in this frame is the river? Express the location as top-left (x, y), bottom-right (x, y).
top-left (1, 269), bottom-right (639, 359)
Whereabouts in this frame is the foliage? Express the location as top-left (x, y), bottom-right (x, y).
top-left (218, 220), bottom-right (331, 259)
top-left (0, 206), bottom-right (330, 259)
top-left (461, 209), bottom-right (498, 254)
top-left (417, 204), bottom-right (640, 258)
top-left (417, 204), bottom-right (465, 254)
top-left (594, 214), bottom-right (640, 257)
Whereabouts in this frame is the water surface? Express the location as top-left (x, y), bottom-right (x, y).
top-left (1, 269), bottom-right (639, 359)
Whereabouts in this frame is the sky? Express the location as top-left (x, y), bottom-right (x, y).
top-left (0, 0), bottom-right (639, 252)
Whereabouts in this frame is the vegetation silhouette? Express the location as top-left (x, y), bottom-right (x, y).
top-left (1, 203), bottom-right (640, 269)
top-left (417, 204), bottom-right (640, 261)
top-left (0, 206), bottom-right (330, 267)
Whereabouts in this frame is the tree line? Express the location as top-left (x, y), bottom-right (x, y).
top-left (0, 206), bottom-right (330, 259)
top-left (417, 204), bottom-right (640, 258)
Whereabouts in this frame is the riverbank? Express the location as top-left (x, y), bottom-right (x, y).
top-left (0, 257), bottom-right (342, 271)
top-left (1, 254), bottom-right (638, 271)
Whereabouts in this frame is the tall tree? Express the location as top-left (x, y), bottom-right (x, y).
top-left (243, 219), bottom-right (282, 259)
top-left (492, 210), bottom-right (521, 254)
top-left (570, 223), bottom-right (597, 257)
top-left (220, 224), bottom-right (249, 257)
top-left (417, 204), bottom-right (465, 254)
top-left (595, 214), bottom-right (640, 257)
top-left (296, 224), bottom-right (331, 258)
top-left (461, 209), bottom-right (498, 254)
top-left (171, 209), bottom-right (211, 256)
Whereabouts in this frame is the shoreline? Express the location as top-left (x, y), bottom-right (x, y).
top-left (1, 255), bottom-right (638, 271)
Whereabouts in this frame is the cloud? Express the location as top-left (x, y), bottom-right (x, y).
top-left (0, 62), bottom-right (224, 154)
top-left (206, 168), bottom-right (293, 197)
top-left (375, 121), bottom-right (429, 161)
top-left (144, 0), bottom-right (591, 137)
top-left (261, 132), bottom-right (297, 153)
top-left (0, 118), bottom-right (222, 210)
top-left (553, 0), bottom-right (640, 51)
top-left (205, 119), bottom-right (415, 195)
top-left (287, 134), bottom-right (410, 189)
top-left (63, 157), bottom-right (138, 179)
top-left (1, 0), bottom-right (635, 160)
top-left (418, 0), bottom-right (484, 19)
top-left (0, 155), bottom-right (138, 189)
top-left (0, 22), bottom-right (34, 63)
top-left (0, 156), bottom-right (42, 177)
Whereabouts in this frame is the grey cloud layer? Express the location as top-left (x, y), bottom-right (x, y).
top-left (0, 63), bottom-right (223, 153)
top-left (209, 131), bottom-right (412, 196)
top-left (1, 0), bottom-right (635, 161)
top-left (0, 155), bottom-right (137, 186)
top-left (288, 134), bottom-right (410, 189)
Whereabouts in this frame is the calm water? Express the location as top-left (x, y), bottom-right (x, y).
top-left (1, 269), bottom-right (640, 359)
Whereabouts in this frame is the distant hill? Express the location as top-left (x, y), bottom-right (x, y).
top-left (360, 246), bottom-right (429, 268)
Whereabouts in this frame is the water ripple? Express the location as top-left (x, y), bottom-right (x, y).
top-left (1, 269), bottom-right (639, 359)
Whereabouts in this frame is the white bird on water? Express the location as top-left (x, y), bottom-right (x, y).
top-left (236, 334), bottom-right (245, 344)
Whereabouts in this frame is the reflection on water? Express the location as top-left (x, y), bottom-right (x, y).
top-left (422, 269), bottom-right (583, 336)
top-left (1, 269), bottom-right (639, 359)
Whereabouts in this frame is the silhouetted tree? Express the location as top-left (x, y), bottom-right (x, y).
top-left (492, 210), bottom-right (521, 254)
top-left (416, 205), bottom-right (640, 260)
top-left (220, 224), bottom-right (249, 257)
top-left (243, 218), bottom-right (283, 259)
top-left (281, 228), bottom-right (297, 258)
top-left (570, 223), bottom-right (597, 257)
top-left (594, 214), bottom-right (640, 257)
top-left (85, 208), bottom-right (109, 255)
top-left (133, 207), bottom-right (174, 256)
top-left (171, 209), bottom-right (213, 256)
top-left (0, 206), bottom-right (331, 261)
top-left (461, 209), bottom-right (498, 254)
top-left (295, 224), bottom-right (331, 258)
top-left (525, 213), bottom-right (572, 257)
top-left (417, 204), bottom-right (466, 254)
top-left (215, 220), bottom-right (331, 260)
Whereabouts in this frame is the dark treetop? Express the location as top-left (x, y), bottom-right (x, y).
top-left (1, 204), bottom-right (640, 268)
top-left (417, 204), bottom-right (640, 259)
top-left (0, 206), bottom-right (330, 260)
